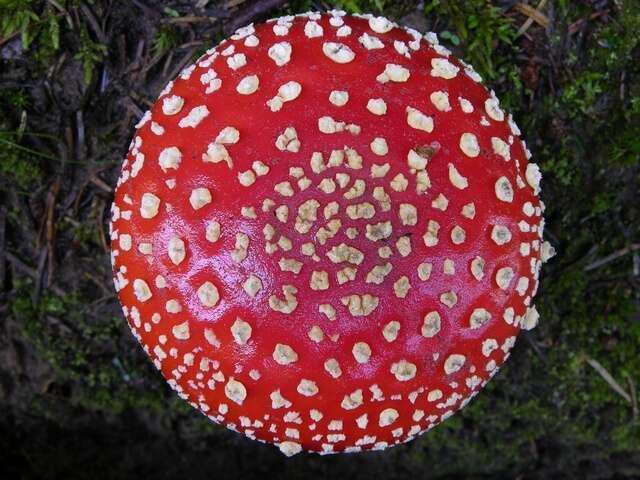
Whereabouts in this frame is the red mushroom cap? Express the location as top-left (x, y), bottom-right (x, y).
top-left (110, 10), bottom-right (553, 456)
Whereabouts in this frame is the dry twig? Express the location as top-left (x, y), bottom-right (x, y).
top-left (583, 243), bottom-right (640, 272)
top-left (0, 207), bottom-right (5, 292)
top-left (6, 252), bottom-right (66, 298)
top-left (586, 356), bottom-right (632, 404)
top-left (627, 376), bottom-right (638, 420)
top-left (515, 0), bottom-right (549, 37)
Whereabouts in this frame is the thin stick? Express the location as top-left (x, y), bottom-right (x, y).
top-left (47, 0), bottom-right (74, 29)
top-left (583, 243), bottom-right (640, 272)
top-left (32, 247), bottom-right (48, 305)
top-left (516, 0), bottom-right (548, 37)
top-left (90, 174), bottom-right (113, 193)
top-left (0, 207), bottom-right (5, 292)
top-left (80, 2), bottom-right (107, 44)
top-left (97, 199), bottom-right (110, 255)
top-left (163, 16), bottom-right (217, 24)
top-left (627, 376), bottom-right (638, 420)
top-left (163, 48), bottom-right (200, 90)
top-left (0, 138), bottom-right (61, 162)
top-left (6, 252), bottom-right (66, 298)
top-left (586, 357), bottom-right (632, 403)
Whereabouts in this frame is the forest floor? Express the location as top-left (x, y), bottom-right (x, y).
top-left (0, 1), bottom-right (639, 479)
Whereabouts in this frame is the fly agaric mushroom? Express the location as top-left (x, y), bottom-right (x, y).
top-left (110, 10), bottom-right (554, 456)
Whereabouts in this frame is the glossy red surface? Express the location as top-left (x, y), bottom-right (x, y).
top-left (110, 12), bottom-right (545, 456)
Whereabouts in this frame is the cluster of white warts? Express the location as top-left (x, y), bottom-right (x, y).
top-left (109, 10), bottom-right (554, 456)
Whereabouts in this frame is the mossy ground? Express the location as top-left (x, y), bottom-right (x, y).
top-left (0, 1), bottom-right (638, 478)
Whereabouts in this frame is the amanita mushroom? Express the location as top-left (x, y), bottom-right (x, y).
top-left (110, 11), bottom-right (554, 456)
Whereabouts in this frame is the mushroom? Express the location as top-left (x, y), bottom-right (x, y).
top-left (110, 11), bottom-right (554, 457)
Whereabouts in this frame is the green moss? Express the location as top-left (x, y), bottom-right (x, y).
top-left (0, 90), bottom-right (44, 189)
top-left (73, 23), bottom-right (107, 85)
top-left (0, 0), bottom-right (64, 62)
top-left (0, 143), bottom-right (43, 189)
top-left (153, 24), bottom-right (181, 56)
top-left (425, 0), bottom-right (519, 82)
top-left (10, 278), bottom-right (174, 415)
